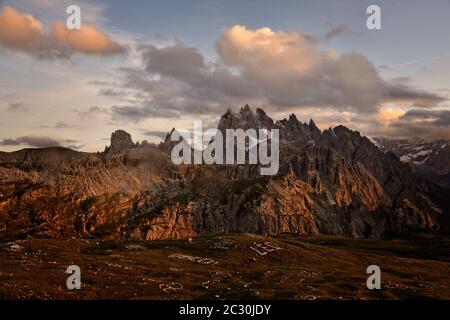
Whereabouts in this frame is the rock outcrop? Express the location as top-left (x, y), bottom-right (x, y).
top-left (106, 130), bottom-right (135, 154)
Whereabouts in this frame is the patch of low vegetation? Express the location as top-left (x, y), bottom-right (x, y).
top-left (79, 197), bottom-right (96, 213)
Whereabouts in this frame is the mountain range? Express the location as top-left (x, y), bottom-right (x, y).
top-left (1, 105), bottom-right (449, 241)
top-left (374, 137), bottom-right (450, 188)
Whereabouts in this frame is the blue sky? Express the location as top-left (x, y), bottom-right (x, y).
top-left (1, 0), bottom-right (449, 151)
top-left (104, 0), bottom-right (450, 72)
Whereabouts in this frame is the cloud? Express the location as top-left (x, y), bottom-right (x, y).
top-left (63, 139), bottom-right (84, 150)
top-left (0, 5), bottom-right (125, 59)
top-left (366, 108), bottom-right (450, 139)
top-left (385, 82), bottom-right (445, 107)
top-left (64, 139), bottom-right (79, 144)
top-left (142, 130), bottom-right (169, 139)
top-left (109, 25), bottom-right (444, 122)
top-left (375, 106), bottom-right (406, 125)
top-left (0, 135), bottom-right (84, 149)
top-left (215, 25), bottom-right (443, 112)
top-left (324, 24), bottom-right (346, 40)
top-left (74, 106), bottom-right (110, 119)
top-left (398, 109), bottom-right (450, 126)
top-left (111, 42), bottom-right (258, 121)
top-left (39, 122), bottom-right (76, 129)
top-left (55, 122), bottom-right (70, 129)
top-left (0, 5), bottom-right (43, 50)
top-left (6, 102), bottom-right (29, 112)
top-left (62, 139), bottom-right (84, 150)
top-left (66, 144), bottom-right (84, 150)
top-left (0, 135), bottom-right (61, 148)
top-left (50, 21), bottom-right (125, 55)
top-left (111, 104), bottom-right (177, 121)
top-left (99, 88), bottom-right (131, 101)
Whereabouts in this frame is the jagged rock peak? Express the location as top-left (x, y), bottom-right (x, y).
top-left (255, 107), bottom-right (275, 127)
top-left (255, 107), bottom-right (266, 116)
top-left (218, 105), bottom-right (276, 131)
top-left (238, 104), bottom-right (257, 121)
top-left (240, 104), bottom-right (252, 113)
top-left (108, 129), bottom-right (134, 154)
top-left (308, 119), bottom-right (321, 134)
top-left (255, 108), bottom-right (270, 118)
top-left (164, 128), bottom-right (176, 143)
top-left (223, 108), bottom-right (235, 117)
top-left (219, 105), bottom-right (252, 131)
top-left (288, 113), bottom-right (299, 123)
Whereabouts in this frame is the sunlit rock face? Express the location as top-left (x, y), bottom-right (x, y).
top-left (0, 106), bottom-right (448, 241)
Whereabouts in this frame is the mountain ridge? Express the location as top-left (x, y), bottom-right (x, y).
top-left (374, 137), bottom-right (450, 188)
top-left (0, 106), bottom-right (449, 240)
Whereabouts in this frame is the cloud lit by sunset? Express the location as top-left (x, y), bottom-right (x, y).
top-left (0, 5), bottom-right (124, 57)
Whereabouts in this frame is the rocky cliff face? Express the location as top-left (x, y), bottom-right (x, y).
top-left (0, 106), bottom-right (449, 241)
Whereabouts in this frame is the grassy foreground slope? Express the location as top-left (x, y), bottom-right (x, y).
top-left (0, 233), bottom-right (449, 299)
